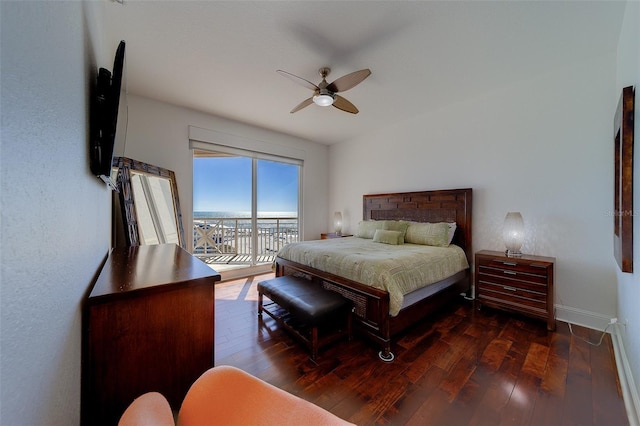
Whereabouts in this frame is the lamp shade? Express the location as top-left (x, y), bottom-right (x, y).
top-left (503, 212), bottom-right (524, 256)
top-left (333, 211), bottom-right (343, 235)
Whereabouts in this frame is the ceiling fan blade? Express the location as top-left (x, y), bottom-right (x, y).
top-left (327, 69), bottom-right (371, 93)
top-left (290, 97), bottom-right (314, 113)
top-left (277, 70), bottom-right (319, 91)
top-left (332, 95), bottom-right (359, 114)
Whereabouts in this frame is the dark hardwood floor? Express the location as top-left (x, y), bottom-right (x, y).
top-left (214, 273), bottom-right (628, 426)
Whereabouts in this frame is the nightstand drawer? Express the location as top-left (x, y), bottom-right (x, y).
top-left (478, 293), bottom-right (547, 317)
top-left (477, 272), bottom-right (547, 295)
top-left (480, 258), bottom-right (551, 276)
top-left (476, 280), bottom-right (547, 306)
top-left (321, 233), bottom-right (353, 239)
top-left (477, 265), bottom-right (548, 286)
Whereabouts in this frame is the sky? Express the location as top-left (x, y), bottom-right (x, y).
top-left (193, 156), bottom-right (299, 213)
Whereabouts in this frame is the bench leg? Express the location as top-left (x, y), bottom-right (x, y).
top-left (257, 292), bottom-right (263, 317)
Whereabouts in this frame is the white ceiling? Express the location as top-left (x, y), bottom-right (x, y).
top-left (102, 0), bottom-right (626, 145)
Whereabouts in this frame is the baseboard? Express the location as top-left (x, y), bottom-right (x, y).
top-left (555, 304), bottom-right (639, 425)
top-left (611, 325), bottom-right (640, 426)
top-left (554, 303), bottom-right (613, 332)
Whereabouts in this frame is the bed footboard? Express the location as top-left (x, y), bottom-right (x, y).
top-left (274, 257), bottom-right (393, 358)
top-left (274, 257), bottom-right (470, 360)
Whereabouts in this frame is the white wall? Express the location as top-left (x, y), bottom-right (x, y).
top-left (0, 1), bottom-right (110, 425)
top-left (615, 0), bottom-right (640, 420)
top-left (330, 52), bottom-right (618, 330)
top-left (121, 95), bottom-right (330, 246)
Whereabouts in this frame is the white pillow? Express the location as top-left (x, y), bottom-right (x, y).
top-left (447, 222), bottom-right (457, 245)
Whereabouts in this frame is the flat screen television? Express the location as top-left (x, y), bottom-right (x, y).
top-left (90, 40), bottom-right (126, 190)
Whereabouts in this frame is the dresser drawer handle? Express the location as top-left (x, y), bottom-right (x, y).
top-left (503, 270), bottom-right (517, 276)
top-left (501, 261), bottom-right (517, 266)
top-left (503, 286), bottom-right (517, 292)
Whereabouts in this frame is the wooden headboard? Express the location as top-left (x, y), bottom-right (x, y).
top-left (363, 188), bottom-right (473, 262)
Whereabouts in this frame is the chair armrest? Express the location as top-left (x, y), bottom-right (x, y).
top-left (178, 365), bottom-right (353, 426)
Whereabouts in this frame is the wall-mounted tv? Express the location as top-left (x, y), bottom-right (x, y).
top-left (90, 40), bottom-right (126, 190)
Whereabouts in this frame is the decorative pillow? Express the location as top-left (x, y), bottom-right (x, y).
top-left (355, 220), bottom-right (384, 239)
top-left (373, 229), bottom-right (402, 245)
top-left (447, 222), bottom-right (457, 244)
top-left (382, 220), bottom-right (410, 244)
top-left (404, 222), bottom-right (451, 247)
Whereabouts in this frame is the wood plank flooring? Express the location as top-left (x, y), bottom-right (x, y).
top-left (214, 273), bottom-right (628, 426)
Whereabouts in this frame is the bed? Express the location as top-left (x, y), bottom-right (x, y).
top-left (274, 188), bottom-right (472, 361)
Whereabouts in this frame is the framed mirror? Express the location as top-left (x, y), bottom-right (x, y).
top-left (613, 86), bottom-right (634, 273)
top-left (113, 157), bottom-right (186, 249)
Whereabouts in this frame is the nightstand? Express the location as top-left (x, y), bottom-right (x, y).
top-left (321, 233), bottom-right (353, 239)
top-left (475, 250), bottom-right (555, 330)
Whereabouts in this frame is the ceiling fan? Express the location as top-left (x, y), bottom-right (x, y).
top-left (276, 67), bottom-right (371, 114)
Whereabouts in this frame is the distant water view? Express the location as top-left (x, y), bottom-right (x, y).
top-left (194, 211), bottom-right (297, 219)
top-left (192, 155), bottom-right (300, 265)
top-left (193, 211), bottom-right (298, 233)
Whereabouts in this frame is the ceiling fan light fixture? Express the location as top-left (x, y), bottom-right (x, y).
top-left (313, 93), bottom-right (334, 106)
top-left (278, 67), bottom-right (370, 113)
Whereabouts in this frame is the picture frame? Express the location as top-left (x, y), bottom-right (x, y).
top-left (613, 86), bottom-right (635, 273)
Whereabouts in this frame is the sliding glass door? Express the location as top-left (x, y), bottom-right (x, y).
top-left (193, 149), bottom-right (300, 276)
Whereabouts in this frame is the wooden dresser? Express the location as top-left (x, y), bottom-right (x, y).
top-left (475, 250), bottom-right (555, 330)
top-left (82, 244), bottom-right (221, 425)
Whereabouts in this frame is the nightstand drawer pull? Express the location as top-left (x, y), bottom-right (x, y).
top-left (503, 286), bottom-right (518, 292)
top-left (503, 270), bottom-right (517, 276)
top-left (501, 261), bottom-right (518, 266)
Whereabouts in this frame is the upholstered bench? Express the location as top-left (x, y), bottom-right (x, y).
top-left (258, 275), bottom-right (352, 360)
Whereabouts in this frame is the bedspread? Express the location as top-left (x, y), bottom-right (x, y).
top-left (276, 237), bottom-right (469, 316)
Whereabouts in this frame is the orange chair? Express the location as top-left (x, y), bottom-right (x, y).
top-left (178, 365), bottom-right (353, 425)
top-left (118, 392), bottom-right (174, 426)
top-left (119, 365), bottom-right (353, 426)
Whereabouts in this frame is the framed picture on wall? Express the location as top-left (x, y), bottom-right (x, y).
top-left (613, 85), bottom-right (635, 273)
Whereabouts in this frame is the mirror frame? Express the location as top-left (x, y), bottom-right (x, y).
top-left (613, 86), bottom-right (635, 273)
top-left (113, 157), bottom-right (186, 249)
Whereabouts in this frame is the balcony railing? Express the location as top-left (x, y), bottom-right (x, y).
top-left (193, 216), bottom-right (299, 265)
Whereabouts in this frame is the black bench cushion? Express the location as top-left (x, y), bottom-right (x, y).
top-left (258, 276), bottom-right (350, 326)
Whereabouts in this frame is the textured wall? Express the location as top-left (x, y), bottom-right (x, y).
top-left (329, 51), bottom-right (618, 330)
top-left (121, 95), bottom-right (330, 246)
top-left (0, 2), bottom-right (110, 424)
top-left (615, 0), bottom-right (640, 416)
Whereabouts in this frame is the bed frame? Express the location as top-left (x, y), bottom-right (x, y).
top-left (274, 188), bottom-right (472, 361)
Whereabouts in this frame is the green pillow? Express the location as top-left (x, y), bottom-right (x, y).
top-left (373, 229), bottom-right (402, 245)
top-left (383, 220), bottom-right (410, 244)
top-left (355, 220), bottom-right (384, 239)
top-left (404, 222), bottom-right (450, 246)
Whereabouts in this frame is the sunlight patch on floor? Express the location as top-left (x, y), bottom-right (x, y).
top-left (215, 275), bottom-right (272, 301)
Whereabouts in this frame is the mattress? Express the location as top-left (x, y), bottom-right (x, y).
top-left (276, 237), bottom-right (469, 316)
